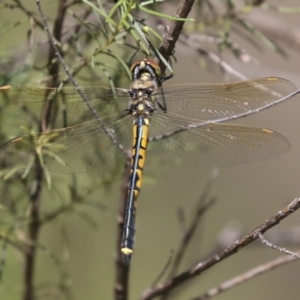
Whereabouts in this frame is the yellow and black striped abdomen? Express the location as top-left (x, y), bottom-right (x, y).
top-left (121, 115), bottom-right (150, 255)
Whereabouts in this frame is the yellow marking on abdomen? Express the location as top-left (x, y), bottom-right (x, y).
top-left (121, 118), bottom-right (150, 255)
top-left (122, 247), bottom-right (133, 255)
top-left (262, 128), bottom-right (273, 134)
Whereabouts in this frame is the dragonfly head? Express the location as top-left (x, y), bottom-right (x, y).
top-left (130, 59), bottom-right (161, 82)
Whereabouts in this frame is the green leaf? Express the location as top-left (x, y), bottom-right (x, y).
top-left (138, 5), bottom-right (194, 21)
top-left (82, 0), bottom-right (116, 26)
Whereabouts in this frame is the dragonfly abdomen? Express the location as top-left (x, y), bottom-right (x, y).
top-left (121, 116), bottom-right (150, 255)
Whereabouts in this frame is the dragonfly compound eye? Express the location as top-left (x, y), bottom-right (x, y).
top-left (131, 59), bottom-right (161, 81)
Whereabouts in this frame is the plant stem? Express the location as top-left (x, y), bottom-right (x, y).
top-left (23, 167), bottom-right (43, 300)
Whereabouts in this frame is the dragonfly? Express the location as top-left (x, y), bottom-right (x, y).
top-left (0, 59), bottom-right (299, 258)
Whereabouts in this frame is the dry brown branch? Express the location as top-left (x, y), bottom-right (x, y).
top-left (196, 251), bottom-right (300, 300)
top-left (141, 198), bottom-right (300, 300)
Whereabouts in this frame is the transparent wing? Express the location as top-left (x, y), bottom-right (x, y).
top-left (0, 77), bottom-right (295, 173)
top-left (148, 114), bottom-right (290, 168)
top-left (0, 111), bottom-right (133, 173)
top-left (0, 111), bottom-right (290, 173)
top-left (159, 77), bottom-right (297, 122)
top-left (0, 78), bottom-right (297, 129)
top-left (0, 85), bottom-right (130, 128)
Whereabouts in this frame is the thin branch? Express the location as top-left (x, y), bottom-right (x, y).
top-left (36, 0), bottom-right (127, 157)
top-left (141, 197), bottom-right (300, 300)
top-left (197, 48), bottom-right (248, 80)
top-left (42, 0), bottom-right (68, 131)
top-left (23, 163), bottom-right (43, 300)
top-left (258, 232), bottom-right (300, 259)
top-left (158, 0), bottom-right (195, 75)
top-left (12, 0), bottom-right (45, 30)
top-left (168, 171), bottom-right (218, 278)
top-left (23, 1), bottom-right (68, 299)
top-left (196, 251), bottom-right (300, 300)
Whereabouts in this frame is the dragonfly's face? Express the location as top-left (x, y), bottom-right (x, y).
top-left (130, 59), bottom-right (161, 81)
top-left (128, 59), bottom-right (161, 117)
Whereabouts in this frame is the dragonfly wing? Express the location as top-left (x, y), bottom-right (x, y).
top-left (0, 111), bottom-right (133, 173)
top-left (148, 116), bottom-right (290, 168)
top-left (0, 86), bottom-right (130, 128)
top-left (158, 78), bottom-right (297, 122)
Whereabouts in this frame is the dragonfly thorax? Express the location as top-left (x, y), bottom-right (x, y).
top-left (128, 95), bottom-right (156, 117)
top-left (129, 77), bottom-right (158, 97)
top-left (128, 79), bottom-right (157, 117)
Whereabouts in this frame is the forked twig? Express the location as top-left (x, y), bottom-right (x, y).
top-left (168, 170), bottom-right (218, 278)
top-left (196, 251), bottom-right (300, 300)
top-left (141, 198), bottom-right (300, 299)
top-left (258, 232), bottom-right (300, 259)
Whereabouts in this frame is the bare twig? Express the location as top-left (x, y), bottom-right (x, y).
top-left (158, 0), bottom-right (195, 75)
top-left (196, 49), bottom-right (248, 81)
top-left (23, 1), bottom-right (68, 299)
top-left (258, 232), bottom-right (300, 259)
top-left (141, 198), bottom-right (300, 300)
top-left (23, 163), bottom-right (43, 300)
top-left (155, 172), bottom-right (217, 300)
top-left (151, 251), bottom-right (174, 288)
top-left (168, 170), bottom-right (218, 278)
top-left (196, 251), bottom-right (300, 300)
top-left (12, 0), bottom-right (45, 30)
top-left (36, 0), bottom-right (127, 156)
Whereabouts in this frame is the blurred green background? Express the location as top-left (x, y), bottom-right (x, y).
top-left (0, 0), bottom-right (300, 299)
